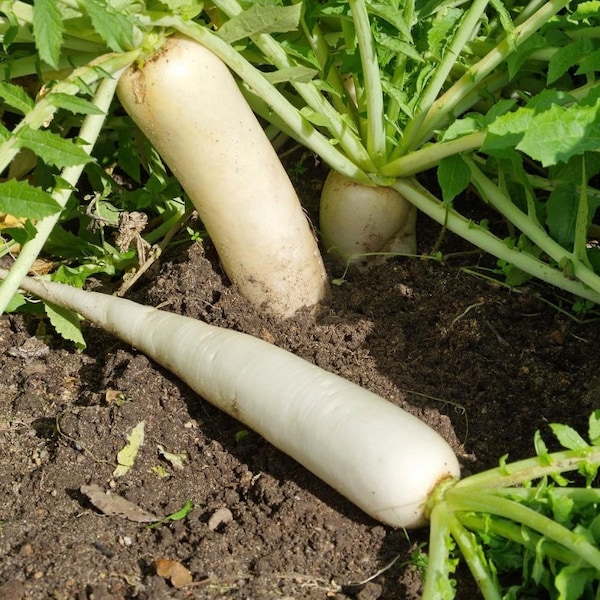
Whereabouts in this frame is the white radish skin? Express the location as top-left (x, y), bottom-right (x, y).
top-left (117, 35), bottom-right (327, 317)
top-left (320, 171), bottom-right (417, 264)
top-left (3, 271), bottom-right (460, 528)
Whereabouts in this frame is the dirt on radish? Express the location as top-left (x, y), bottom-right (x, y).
top-left (1, 158), bottom-right (599, 599)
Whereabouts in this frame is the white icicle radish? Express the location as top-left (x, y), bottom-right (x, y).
top-left (5, 270), bottom-right (460, 528)
top-left (117, 35), bottom-right (327, 317)
top-left (320, 170), bottom-right (417, 264)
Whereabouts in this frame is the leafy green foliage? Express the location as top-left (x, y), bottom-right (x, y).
top-left (33, 0), bottom-right (65, 68)
top-left (424, 411), bottom-right (600, 599)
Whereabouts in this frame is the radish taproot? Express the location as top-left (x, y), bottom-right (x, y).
top-left (1, 268), bottom-right (460, 528)
top-left (117, 34), bottom-right (328, 318)
top-left (320, 171), bottom-right (417, 265)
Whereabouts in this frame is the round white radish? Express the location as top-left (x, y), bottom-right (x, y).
top-left (117, 35), bottom-right (328, 317)
top-left (320, 170), bottom-right (417, 264)
top-left (5, 270), bottom-right (460, 528)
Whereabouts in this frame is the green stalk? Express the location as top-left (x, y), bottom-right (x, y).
top-left (0, 57), bottom-right (137, 314)
top-left (457, 512), bottom-right (582, 565)
top-left (445, 489), bottom-right (600, 570)
top-left (381, 131), bottom-right (486, 178)
top-left (161, 16), bottom-right (373, 184)
top-left (417, 0), bottom-right (570, 147)
top-left (207, 0), bottom-right (374, 172)
top-left (466, 158), bottom-right (600, 294)
top-left (299, 17), bottom-right (360, 126)
top-left (1, 53), bottom-right (99, 80)
top-left (447, 514), bottom-right (502, 600)
top-left (421, 503), bottom-right (456, 600)
top-left (574, 162), bottom-right (592, 267)
top-left (390, 177), bottom-right (600, 304)
top-left (397, 0), bottom-right (491, 155)
top-left (348, 0), bottom-right (386, 163)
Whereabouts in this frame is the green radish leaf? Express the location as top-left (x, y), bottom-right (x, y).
top-left (437, 154), bottom-right (471, 204)
top-left (555, 565), bottom-right (596, 600)
top-left (217, 4), bottom-right (302, 43)
top-left (4, 292), bottom-right (28, 313)
top-left (82, 0), bottom-right (133, 52)
top-left (33, 0), bottom-right (65, 69)
top-left (44, 301), bottom-right (86, 350)
top-left (517, 101), bottom-right (600, 166)
top-left (162, 499), bottom-right (194, 522)
top-left (550, 423), bottom-right (589, 450)
top-left (571, 1), bottom-right (600, 19)
top-left (588, 410), bottom-right (600, 445)
top-left (263, 66), bottom-right (318, 84)
top-left (547, 39), bottom-right (592, 85)
top-left (2, 219), bottom-right (37, 245)
top-left (546, 183), bottom-right (577, 246)
top-left (0, 82), bottom-right (35, 115)
top-left (151, 0), bottom-right (202, 19)
top-left (0, 180), bottom-right (60, 218)
top-left (534, 429), bottom-right (550, 463)
top-left (18, 128), bottom-right (93, 168)
top-left (576, 48), bottom-right (600, 78)
top-left (50, 93), bottom-right (105, 115)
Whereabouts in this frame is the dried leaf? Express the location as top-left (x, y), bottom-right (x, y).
top-left (113, 420), bottom-right (145, 478)
top-left (80, 483), bottom-right (158, 523)
top-left (157, 443), bottom-right (188, 470)
top-left (154, 558), bottom-right (193, 588)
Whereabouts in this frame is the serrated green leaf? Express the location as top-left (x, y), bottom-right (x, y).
top-left (114, 421), bottom-right (145, 478)
top-left (547, 39), bottom-right (592, 85)
top-left (517, 101), bottom-right (600, 166)
top-left (550, 423), bottom-right (589, 450)
top-left (18, 127), bottom-right (93, 168)
top-left (45, 301), bottom-right (86, 350)
top-left (0, 81), bottom-right (34, 115)
top-left (217, 4), bottom-right (302, 43)
top-left (81, 0), bottom-right (133, 52)
top-left (50, 93), bottom-right (105, 115)
top-left (571, 0), bottom-right (600, 19)
top-left (555, 564), bottom-right (596, 600)
top-left (0, 180), bottom-right (60, 219)
top-left (33, 0), bottom-right (65, 69)
top-left (437, 154), bottom-right (470, 204)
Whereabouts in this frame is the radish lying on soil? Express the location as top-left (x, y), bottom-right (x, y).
top-left (117, 34), bottom-right (328, 318)
top-left (320, 171), bottom-right (417, 265)
top-left (6, 271), bottom-right (600, 599)
top-left (0, 269), bottom-right (460, 528)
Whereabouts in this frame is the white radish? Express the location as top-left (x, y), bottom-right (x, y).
top-left (117, 34), bottom-right (328, 318)
top-left (2, 269), bottom-right (460, 528)
top-left (320, 171), bottom-right (417, 265)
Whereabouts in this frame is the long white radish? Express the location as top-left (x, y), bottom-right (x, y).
top-left (320, 171), bottom-right (417, 265)
top-left (2, 270), bottom-right (460, 528)
top-left (117, 34), bottom-right (328, 318)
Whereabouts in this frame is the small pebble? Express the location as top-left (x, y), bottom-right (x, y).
top-left (208, 507), bottom-right (233, 531)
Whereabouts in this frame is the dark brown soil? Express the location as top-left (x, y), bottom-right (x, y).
top-left (2, 159), bottom-right (600, 600)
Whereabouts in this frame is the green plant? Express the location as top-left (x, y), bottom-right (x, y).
top-left (201, 0), bottom-right (600, 301)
